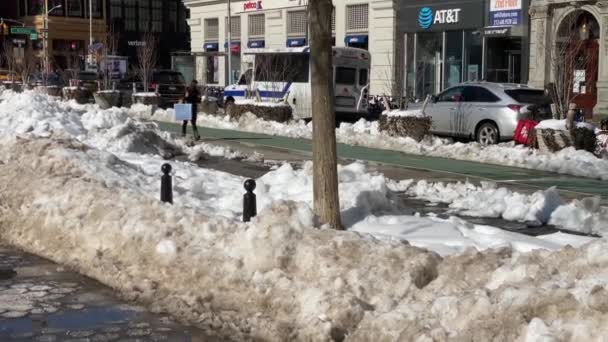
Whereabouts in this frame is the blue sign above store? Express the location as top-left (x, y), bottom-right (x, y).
top-left (247, 40), bottom-right (265, 48)
top-left (204, 42), bottom-right (218, 50)
top-left (344, 35), bottom-right (368, 44)
top-left (489, 10), bottom-right (521, 26)
top-left (287, 38), bottom-right (306, 47)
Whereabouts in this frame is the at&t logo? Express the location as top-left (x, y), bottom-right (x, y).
top-left (418, 7), bottom-right (433, 29)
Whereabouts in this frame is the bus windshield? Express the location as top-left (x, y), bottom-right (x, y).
top-left (255, 54), bottom-right (309, 83)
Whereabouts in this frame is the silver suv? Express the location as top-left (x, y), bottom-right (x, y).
top-left (423, 82), bottom-right (552, 144)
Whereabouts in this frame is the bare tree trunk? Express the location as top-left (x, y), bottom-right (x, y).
top-left (309, 0), bottom-right (342, 229)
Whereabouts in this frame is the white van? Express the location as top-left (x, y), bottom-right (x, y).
top-left (224, 46), bottom-right (371, 120)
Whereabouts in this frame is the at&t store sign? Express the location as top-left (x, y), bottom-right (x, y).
top-left (418, 7), bottom-right (462, 30)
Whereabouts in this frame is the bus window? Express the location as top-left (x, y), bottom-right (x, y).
top-left (336, 67), bottom-right (357, 85)
top-left (255, 54), bottom-right (309, 83)
top-left (238, 69), bottom-right (252, 85)
top-left (359, 69), bottom-right (368, 86)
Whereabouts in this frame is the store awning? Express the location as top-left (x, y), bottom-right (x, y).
top-left (204, 42), bottom-right (219, 51)
top-left (224, 41), bottom-right (241, 53)
top-left (247, 40), bottom-right (265, 48)
top-left (286, 38), bottom-right (306, 47)
top-left (345, 35), bottom-right (368, 45)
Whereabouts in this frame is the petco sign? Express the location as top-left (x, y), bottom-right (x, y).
top-left (243, 1), bottom-right (263, 11)
top-left (418, 7), bottom-right (461, 30)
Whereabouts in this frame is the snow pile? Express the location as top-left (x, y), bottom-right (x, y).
top-left (0, 137), bottom-right (441, 341)
top-left (382, 108), bottom-right (425, 118)
top-left (397, 179), bottom-right (608, 235)
top-left (1, 138), bottom-right (607, 341)
top-left (235, 99), bottom-right (291, 107)
top-left (136, 108), bottom-right (608, 180)
top-left (536, 119), bottom-right (596, 131)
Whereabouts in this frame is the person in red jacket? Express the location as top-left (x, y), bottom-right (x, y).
top-left (182, 80), bottom-right (201, 140)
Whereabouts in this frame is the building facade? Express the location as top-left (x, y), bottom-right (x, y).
top-left (398, 0), bottom-right (530, 101)
top-left (529, 0), bottom-right (607, 117)
top-left (18, 0), bottom-right (107, 70)
top-left (107, 0), bottom-right (190, 69)
top-left (183, 0), bottom-right (398, 94)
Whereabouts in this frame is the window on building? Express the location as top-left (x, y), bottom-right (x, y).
top-left (346, 4), bottom-right (368, 32)
top-left (168, 1), bottom-right (178, 32)
top-left (110, 0), bottom-right (122, 19)
top-left (248, 14), bottom-right (265, 38)
top-left (30, 0), bottom-right (64, 16)
top-left (225, 16), bottom-right (241, 40)
top-left (86, 0), bottom-right (103, 19)
top-left (178, 4), bottom-right (189, 33)
top-left (151, 0), bottom-right (162, 32)
top-left (331, 8), bottom-right (335, 33)
top-left (287, 10), bottom-right (307, 37)
top-left (139, 0), bottom-right (150, 31)
top-left (67, 0), bottom-right (83, 18)
top-left (124, 0), bottom-right (137, 31)
top-left (205, 18), bottom-right (219, 41)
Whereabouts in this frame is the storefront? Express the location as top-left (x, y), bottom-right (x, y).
top-left (185, 0), bottom-right (397, 92)
top-left (529, 0), bottom-right (607, 117)
top-left (483, 0), bottom-right (529, 85)
top-left (399, 0), bottom-right (485, 100)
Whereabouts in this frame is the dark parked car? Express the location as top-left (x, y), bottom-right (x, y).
top-left (151, 70), bottom-right (187, 107)
top-left (117, 71), bottom-right (186, 108)
top-left (31, 72), bottom-right (66, 88)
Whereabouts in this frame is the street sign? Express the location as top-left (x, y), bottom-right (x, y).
top-left (10, 27), bottom-right (36, 35)
top-left (30, 33), bottom-right (38, 40)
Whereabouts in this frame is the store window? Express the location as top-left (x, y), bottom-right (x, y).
top-left (225, 16), bottom-right (241, 40)
top-left (67, 0), bottom-right (83, 17)
top-left (464, 31), bottom-right (482, 82)
top-left (405, 30), bottom-right (482, 100)
top-left (287, 10), bottom-right (307, 37)
top-left (249, 14), bottom-right (265, 38)
top-left (346, 4), bottom-right (368, 32)
top-left (205, 18), bottom-right (219, 41)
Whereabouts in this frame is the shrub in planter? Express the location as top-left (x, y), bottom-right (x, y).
top-left (62, 87), bottom-right (91, 104)
top-left (227, 102), bottom-right (293, 123)
top-left (378, 113), bottom-right (432, 142)
top-left (94, 90), bottom-right (121, 109)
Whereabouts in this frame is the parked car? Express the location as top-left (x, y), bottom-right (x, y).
top-left (30, 72), bottom-right (66, 88)
top-left (75, 71), bottom-right (99, 92)
top-left (0, 69), bottom-right (17, 83)
top-left (421, 82), bottom-right (552, 145)
top-left (150, 70), bottom-right (187, 107)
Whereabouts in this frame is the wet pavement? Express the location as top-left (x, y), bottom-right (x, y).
top-left (0, 244), bottom-right (220, 341)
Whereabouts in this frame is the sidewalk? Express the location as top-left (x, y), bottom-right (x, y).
top-left (0, 244), bottom-right (225, 341)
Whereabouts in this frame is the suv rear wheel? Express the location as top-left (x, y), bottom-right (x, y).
top-left (476, 122), bottom-right (499, 145)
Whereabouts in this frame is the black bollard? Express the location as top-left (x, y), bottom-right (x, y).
top-left (243, 179), bottom-right (257, 222)
top-left (160, 163), bottom-right (173, 204)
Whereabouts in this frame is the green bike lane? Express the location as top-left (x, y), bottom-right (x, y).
top-left (156, 121), bottom-right (608, 197)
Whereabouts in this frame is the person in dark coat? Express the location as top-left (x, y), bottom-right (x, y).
top-left (182, 80), bottom-right (201, 140)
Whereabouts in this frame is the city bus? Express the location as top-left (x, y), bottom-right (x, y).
top-left (224, 46), bottom-right (371, 120)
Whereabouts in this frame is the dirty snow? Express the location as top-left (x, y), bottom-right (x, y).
top-left (0, 88), bottom-right (607, 341)
top-left (382, 108), bottom-right (425, 118)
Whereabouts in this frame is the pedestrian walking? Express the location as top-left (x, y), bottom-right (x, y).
top-left (182, 80), bottom-right (201, 140)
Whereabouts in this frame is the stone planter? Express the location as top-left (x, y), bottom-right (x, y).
top-left (63, 87), bottom-right (91, 104)
top-left (200, 97), bottom-right (219, 115)
top-left (227, 102), bottom-right (293, 123)
top-left (378, 114), bottom-right (432, 142)
top-left (94, 91), bottom-right (121, 109)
